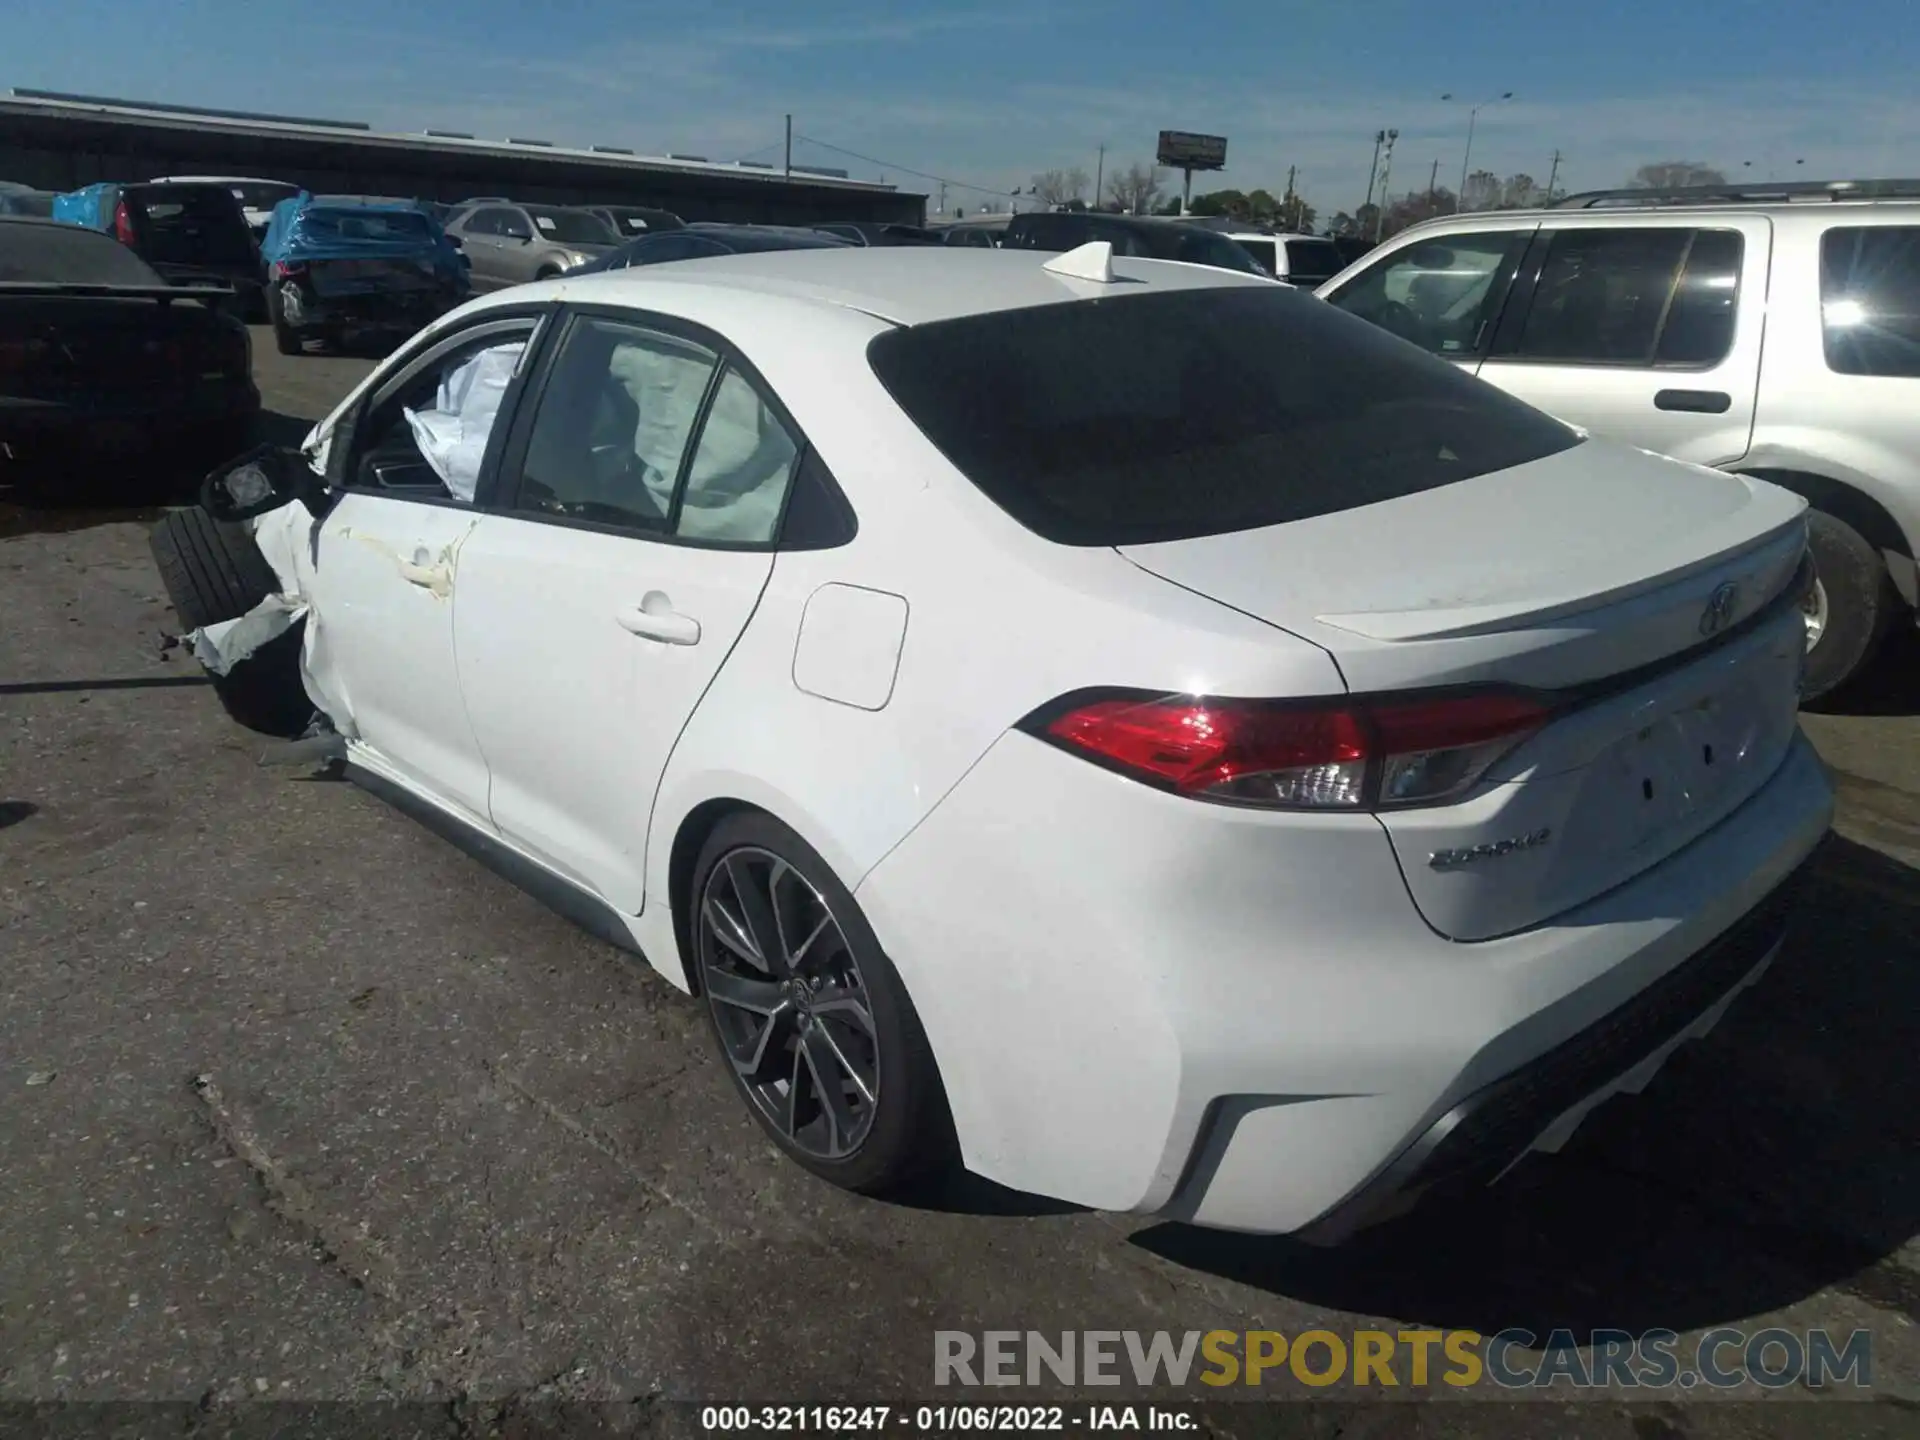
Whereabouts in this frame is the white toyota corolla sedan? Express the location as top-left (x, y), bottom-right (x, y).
top-left (156, 241), bottom-right (1834, 1241)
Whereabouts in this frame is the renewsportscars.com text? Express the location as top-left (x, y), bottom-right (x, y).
top-left (934, 1328), bottom-right (1874, 1390)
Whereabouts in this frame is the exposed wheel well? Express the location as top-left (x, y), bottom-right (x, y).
top-left (1740, 469), bottom-right (1914, 563)
top-left (667, 798), bottom-right (756, 995)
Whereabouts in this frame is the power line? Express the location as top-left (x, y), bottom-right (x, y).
top-left (790, 132), bottom-right (1014, 197)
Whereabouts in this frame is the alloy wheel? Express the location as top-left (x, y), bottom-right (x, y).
top-left (698, 846), bottom-right (880, 1160)
top-left (1801, 576), bottom-right (1829, 651)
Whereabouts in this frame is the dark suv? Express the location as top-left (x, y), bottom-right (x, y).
top-left (1000, 212), bottom-right (1269, 277)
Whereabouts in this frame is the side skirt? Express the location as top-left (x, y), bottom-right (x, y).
top-left (346, 762), bottom-right (648, 960)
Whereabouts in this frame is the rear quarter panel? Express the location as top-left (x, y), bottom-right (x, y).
top-left (629, 287), bottom-right (1347, 983)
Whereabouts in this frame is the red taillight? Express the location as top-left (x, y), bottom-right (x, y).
top-left (113, 198), bottom-right (137, 247)
top-left (1028, 690), bottom-right (1551, 810)
top-left (271, 260), bottom-right (308, 280)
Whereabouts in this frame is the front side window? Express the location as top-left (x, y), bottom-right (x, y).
top-left (513, 317), bottom-right (718, 533)
top-left (868, 285), bottom-right (1581, 547)
top-left (1821, 226), bottom-right (1920, 378)
top-left (1509, 227), bottom-right (1693, 364)
top-left (1326, 231), bottom-right (1518, 357)
top-left (498, 209), bottom-right (534, 241)
top-left (355, 325), bottom-right (539, 501)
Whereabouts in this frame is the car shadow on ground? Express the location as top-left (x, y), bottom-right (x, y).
top-left (1809, 627), bottom-right (1920, 719)
top-left (1130, 834), bottom-right (1920, 1337)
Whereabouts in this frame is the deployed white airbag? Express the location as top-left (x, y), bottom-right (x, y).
top-left (403, 342), bottom-right (525, 502)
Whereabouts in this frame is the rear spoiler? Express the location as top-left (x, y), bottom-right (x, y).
top-left (0, 281), bottom-right (235, 304)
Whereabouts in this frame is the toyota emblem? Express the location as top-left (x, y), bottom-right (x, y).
top-left (1699, 581), bottom-right (1740, 636)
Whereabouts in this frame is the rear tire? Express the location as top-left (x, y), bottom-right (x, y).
top-left (689, 811), bottom-right (955, 1196)
top-left (269, 283), bottom-right (303, 355)
top-left (1802, 508), bottom-right (1897, 701)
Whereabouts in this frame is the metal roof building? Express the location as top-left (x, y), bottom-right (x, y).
top-left (0, 89), bottom-right (927, 226)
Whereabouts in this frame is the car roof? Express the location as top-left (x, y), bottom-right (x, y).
top-left (535, 243), bottom-right (1268, 326)
top-left (1390, 197), bottom-right (1920, 241)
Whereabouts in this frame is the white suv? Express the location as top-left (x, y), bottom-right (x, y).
top-left (1317, 181), bottom-right (1920, 698)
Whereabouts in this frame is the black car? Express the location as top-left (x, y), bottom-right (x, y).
top-left (0, 217), bottom-right (259, 486)
top-left (811, 221), bottom-right (940, 246)
top-left (567, 223), bottom-right (851, 273)
top-left (586, 204), bottom-right (687, 239)
top-left (66, 183), bottom-right (269, 318)
top-left (1000, 212), bottom-right (1269, 278)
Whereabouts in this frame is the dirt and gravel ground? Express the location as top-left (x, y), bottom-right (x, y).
top-left (1, 329), bottom-right (1918, 1437)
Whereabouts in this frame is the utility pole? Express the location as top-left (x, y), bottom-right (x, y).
top-left (1363, 130), bottom-right (1385, 211)
top-left (937, 181), bottom-right (947, 216)
top-left (1544, 149), bottom-right (1561, 203)
top-left (1372, 129), bottom-right (1397, 243)
top-left (1427, 157), bottom-right (1439, 203)
top-left (1094, 144), bottom-right (1106, 210)
top-left (784, 114), bottom-right (792, 178)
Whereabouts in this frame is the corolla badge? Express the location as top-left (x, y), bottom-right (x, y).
top-left (1428, 828), bottom-right (1552, 871)
top-left (1699, 581), bottom-right (1740, 637)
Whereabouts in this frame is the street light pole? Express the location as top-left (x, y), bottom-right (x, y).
top-left (1441, 91), bottom-right (1512, 210)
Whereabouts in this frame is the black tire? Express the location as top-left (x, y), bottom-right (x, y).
top-left (689, 811), bottom-right (955, 1196)
top-left (268, 284), bottom-right (302, 355)
top-left (1802, 508), bottom-right (1898, 701)
top-left (210, 624), bottom-right (315, 736)
top-left (149, 507), bottom-right (313, 737)
top-left (149, 506), bottom-right (280, 628)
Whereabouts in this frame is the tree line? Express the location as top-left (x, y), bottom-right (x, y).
top-left (1021, 159), bottom-right (1734, 245)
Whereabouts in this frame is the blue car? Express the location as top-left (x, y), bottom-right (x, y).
top-left (259, 193), bottom-right (470, 355)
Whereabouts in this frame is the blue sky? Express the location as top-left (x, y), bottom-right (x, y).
top-left (5, 0), bottom-right (1917, 216)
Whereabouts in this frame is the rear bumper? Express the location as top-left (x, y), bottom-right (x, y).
top-left (281, 281), bottom-right (462, 332)
top-left (1291, 859), bottom-right (1806, 1243)
top-left (855, 728), bottom-right (1833, 1238)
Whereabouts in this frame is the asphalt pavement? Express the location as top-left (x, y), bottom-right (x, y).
top-left (1, 327), bottom-right (1918, 1436)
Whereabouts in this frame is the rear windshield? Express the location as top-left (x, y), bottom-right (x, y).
top-left (867, 286), bottom-right (1583, 546)
top-left (527, 209), bottom-right (617, 245)
top-left (0, 221), bottom-right (162, 284)
top-left (231, 182), bottom-right (300, 212)
top-left (130, 186), bottom-right (253, 263)
top-left (303, 207), bottom-right (434, 241)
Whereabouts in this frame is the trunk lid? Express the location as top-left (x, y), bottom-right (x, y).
top-left (1119, 440), bottom-right (1810, 939)
top-left (2, 295), bottom-right (246, 405)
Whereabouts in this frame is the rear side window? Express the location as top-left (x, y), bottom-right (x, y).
top-left (0, 221), bottom-right (162, 284)
top-left (867, 286), bottom-right (1582, 546)
top-left (1504, 227), bottom-right (1743, 367)
top-left (1821, 226), bottom-right (1920, 378)
top-left (1235, 238), bottom-right (1278, 275)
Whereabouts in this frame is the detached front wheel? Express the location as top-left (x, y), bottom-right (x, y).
top-left (690, 812), bottom-right (953, 1195)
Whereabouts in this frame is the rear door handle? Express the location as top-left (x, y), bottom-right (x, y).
top-left (616, 592), bottom-right (701, 645)
top-left (1654, 388), bottom-right (1732, 414)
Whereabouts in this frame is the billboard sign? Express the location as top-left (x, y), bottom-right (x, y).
top-left (1156, 131), bottom-right (1227, 171)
